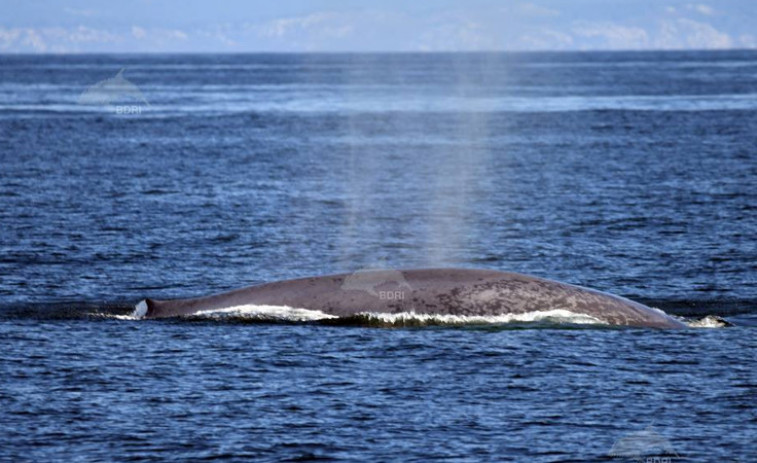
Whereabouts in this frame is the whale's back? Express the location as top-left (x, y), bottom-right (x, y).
top-left (140, 268), bottom-right (686, 328)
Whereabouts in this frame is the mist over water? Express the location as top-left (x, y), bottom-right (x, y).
top-left (335, 55), bottom-right (500, 268)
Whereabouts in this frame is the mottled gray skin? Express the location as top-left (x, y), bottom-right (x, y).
top-left (140, 268), bottom-right (686, 328)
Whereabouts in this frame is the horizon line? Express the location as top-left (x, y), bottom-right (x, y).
top-left (2, 48), bottom-right (756, 56)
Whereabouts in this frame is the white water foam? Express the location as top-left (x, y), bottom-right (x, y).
top-left (685, 315), bottom-right (732, 328)
top-left (185, 306), bottom-right (604, 326)
top-left (126, 300), bottom-right (606, 325)
top-left (191, 304), bottom-right (339, 322)
top-left (120, 302), bottom-right (728, 328)
top-left (350, 309), bottom-right (605, 326)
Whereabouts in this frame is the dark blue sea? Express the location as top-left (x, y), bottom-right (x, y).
top-left (1, 52), bottom-right (755, 462)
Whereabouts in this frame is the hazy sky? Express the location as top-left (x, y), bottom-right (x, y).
top-left (1, 0), bottom-right (755, 53)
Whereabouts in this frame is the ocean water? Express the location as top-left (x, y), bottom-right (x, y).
top-left (1, 51), bottom-right (756, 461)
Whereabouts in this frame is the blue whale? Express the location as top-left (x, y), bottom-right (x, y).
top-left (135, 268), bottom-right (686, 328)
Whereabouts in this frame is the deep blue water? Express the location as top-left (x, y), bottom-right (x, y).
top-left (1, 51), bottom-right (756, 461)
